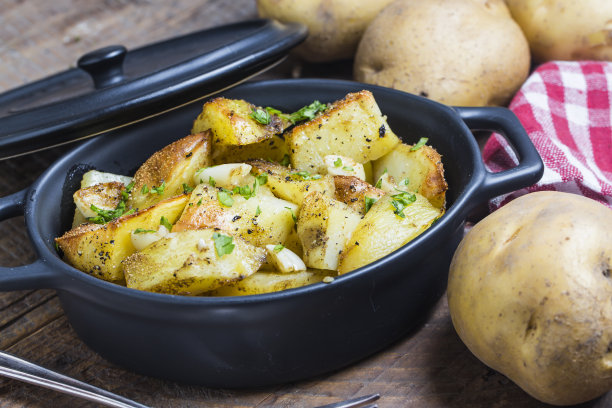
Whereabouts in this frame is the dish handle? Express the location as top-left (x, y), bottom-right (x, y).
top-left (456, 106), bottom-right (544, 203)
top-left (0, 189), bottom-right (58, 291)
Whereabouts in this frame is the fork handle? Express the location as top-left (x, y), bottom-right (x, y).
top-left (0, 351), bottom-right (150, 408)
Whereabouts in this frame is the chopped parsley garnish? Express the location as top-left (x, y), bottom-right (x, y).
top-left (342, 166), bottom-right (353, 171)
top-left (250, 108), bottom-right (271, 125)
top-left (399, 178), bottom-right (410, 187)
top-left (285, 206), bottom-right (297, 224)
top-left (209, 176), bottom-right (216, 187)
top-left (265, 106), bottom-right (285, 117)
top-left (160, 216), bottom-right (173, 231)
top-left (264, 101), bottom-right (328, 125)
top-left (273, 244), bottom-right (285, 253)
top-left (410, 137), bottom-right (429, 151)
top-left (212, 232), bottom-right (234, 257)
top-left (233, 184), bottom-right (256, 200)
top-left (141, 184), bottom-right (149, 194)
top-left (151, 181), bottom-right (165, 195)
top-left (121, 181), bottom-right (134, 201)
top-left (287, 101), bottom-right (328, 124)
top-left (133, 228), bottom-right (156, 234)
top-left (182, 183), bottom-right (194, 194)
top-left (255, 173), bottom-right (268, 186)
top-left (365, 196), bottom-right (377, 213)
top-left (390, 190), bottom-right (417, 218)
top-left (87, 183), bottom-right (134, 224)
top-left (334, 157), bottom-right (342, 167)
top-left (279, 154), bottom-right (291, 167)
top-left (197, 198), bottom-right (203, 206)
top-left (88, 203), bottom-right (134, 224)
top-left (231, 173), bottom-right (268, 201)
top-left (218, 190), bottom-right (234, 207)
top-left (293, 170), bottom-right (322, 180)
top-left (255, 205), bottom-right (262, 216)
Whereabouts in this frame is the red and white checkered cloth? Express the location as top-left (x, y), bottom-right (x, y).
top-left (483, 61), bottom-right (612, 210)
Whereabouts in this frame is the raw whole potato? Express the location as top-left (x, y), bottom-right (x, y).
top-left (256, 0), bottom-right (396, 62)
top-left (505, 0), bottom-right (612, 62)
top-left (354, 0), bottom-right (530, 106)
top-left (448, 192), bottom-right (612, 405)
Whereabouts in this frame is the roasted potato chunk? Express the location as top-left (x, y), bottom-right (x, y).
top-left (210, 269), bottom-right (328, 296)
top-left (123, 228), bottom-right (266, 295)
top-left (297, 191), bottom-right (362, 271)
top-left (212, 135), bottom-right (289, 165)
top-left (373, 142), bottom-right (447, 208)
top-left (333, 175), bottom-right (385, 215)
top-left (285, 90), bottom-right (400, 174)
top-left (129, 132), bottom-right (211, 210)
top-left (248, 159), bottom-right (335, 206)
top-left (338, 192), bottom-right (443, 274)
top-left (193, 163), bottom-right (254, 189)
top-left (55, 195), bottom-right (188, 283)
top-left (448, 192), bottom-right (612, 406)
top-left (192, 97), bottom-right (290, 146)
top-left (173, 183), bottom-right (298, 248)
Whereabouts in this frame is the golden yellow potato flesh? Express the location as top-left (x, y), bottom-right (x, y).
top-left (448, 192), bottom-right (612, 405)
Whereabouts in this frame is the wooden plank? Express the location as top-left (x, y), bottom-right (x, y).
top-left (0, 290), bottom-right (56, 328)
top-left (0, 296), bottom-right (63, 349)
top-left (0, 291), bottom-right (32, 310)
top-left (0, 0), bottom-right (258, 93)
top-left (1, 297), bottom-right (611, 407)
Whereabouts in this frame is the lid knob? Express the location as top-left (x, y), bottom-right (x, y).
top-left (77, 45), bottom-right (127, 89)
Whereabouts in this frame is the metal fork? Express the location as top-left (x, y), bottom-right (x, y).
top-left (0, 350), bottom-right (379, 408)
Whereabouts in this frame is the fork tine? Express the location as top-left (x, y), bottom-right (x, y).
top-left (314, 393), bottom-right (380, 408)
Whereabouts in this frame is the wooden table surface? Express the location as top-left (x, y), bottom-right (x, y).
top-left (0, 1), bottom-right (609, 407)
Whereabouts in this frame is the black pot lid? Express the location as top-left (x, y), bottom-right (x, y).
top-left (0, 19), bottom-right (307, 159)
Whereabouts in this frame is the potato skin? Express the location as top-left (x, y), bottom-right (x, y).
top-left (128, 132), bottom-right (211, 210)
top-left (354, 0), bottom-right (530, 106)
top-left (447, 192), bottom-right (612, 405)
top-left (256, 0), bottom-right (395, 62)
top-left (505, 0), bottom-right (612, 63)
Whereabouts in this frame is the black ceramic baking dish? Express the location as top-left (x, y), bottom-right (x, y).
top-left (0, 79), bottom-right (543, 387)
